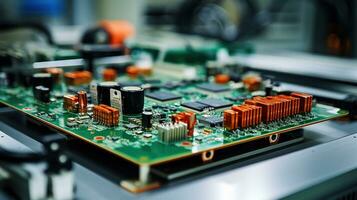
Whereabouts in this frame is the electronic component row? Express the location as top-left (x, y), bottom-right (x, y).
top-left (90, 82), bottom-right (144, 115)
top-left (224, 93), bottom-right (313, 130)
top-left (93, 104), bottom-right (119, 126)
top-left (224, 104), bottom-right (262, 130)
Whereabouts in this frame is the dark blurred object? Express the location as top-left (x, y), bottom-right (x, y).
top-left (146, 0), bottom-right (357, 58)
top-left (312, 0), bottom-right (357, 57)
top-left (81, 20), bottom-right (134, 45)
top-left (175, 0), bottom-right (262, 41)
top-left (146, 0), bottom-right (288, 42)
top-left (77, 44), bottom-right (127, 72)
top-left (82, 26), bottom-right (110, 45)
top-left (0, 22), bottom-right (55, 68)
top-left (0, 22), bottom-right (54, 44)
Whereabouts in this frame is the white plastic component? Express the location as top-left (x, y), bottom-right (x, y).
top-left (158, 122), bottom-right (187, 143)
top-left (139, 164), bottom-right (150, 183)
top-left (51, 170), bottom-right (74, 200)
top-left (110, 89), bottom-right (121, 110)
top-left (155, 63), bottom-right (197, 80)
top-left (90, 82), bottom-right (98, 105)
top-left (24, 164), bottom-right (48, 200)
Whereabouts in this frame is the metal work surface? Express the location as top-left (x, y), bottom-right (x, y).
top-left (144, 133), bottom-right (357, 200)
top-left (234, 52), bottom-right (357, 85)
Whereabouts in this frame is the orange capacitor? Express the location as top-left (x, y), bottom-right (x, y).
top-left (275, 97), bottom-right (283, 119)
top-left (64, 71), bottom-right (92, 86)
top-left (246, 105), bottom-right (253, 126)
top-left (126, 66), bottom-right (140, 78)
top-left (269, 96), bottom-right (281, 120)
top-left (280, 95), bottom-right (292, 116)
top-left (102, 68), bottom-right (117, 81)
top-left (93, 105), bottom-right (102, 121)
top-left (265, 97), bottom-right (275, 121)
top-left (100, 105), bottom-right (112, 126)
top-left (305, 93), bottom-right (313, 112)
top-left (224, 104), bottom-right (261, 130)
top-left (242, 74), bottom-right (262, 91)
top-left (172, 112), bottom-right (196, 136)
top-left (77, 91), bottom-right (88, 114)
top-left (100, 20), bottom-right (135, 45)
top-left (291, 92), bottom-right (312, 113)
top-left (274, 96), bottom-right (284, 118)
top-left (269, 97), bottom-right (280, 120)
top-left (93, 105), bottom-right (98, 121)
top-left (250, 105), bottom-right (256, 126)
top-left (244, 99), bottom-right (256, 106)
top-left (232, 105), bottom-right (247, 128)
top-left (279, 95), bottom-right (297, 115)
top-left (186, 112), bottom-right (196, 135)
top-left (63, 94), bottom-right (78, 112)
top-left (280, 96), bottom-right (289, 118)
top-left (100, 104), bottom-right (119, 126)
top-left (284, 96), bottom-right (294, 115)
top-left (223, 110), bottom-right (237, 130)
top-left (294, 96), bottom-right (301, 114)
top-left (248, 105), bottom-right (254, 126)
top-left (242, 105), bottom-right (253, 127)
top-left (249, 104), bottom-right (262, 125)
top-left (230, 106), bottom-right (240, 127)
top-left (250, 97), bottom-right (271, 122)
top-left (139, 67), bottom-right (153, 76)
top-left (256, 105), bottom-right (262, 124)
top-left (271, 97), bottom-right (282, 120)
top-left (101, 105), bottom-right (111, 125)
top-left (101, 107), bottom-right (112, 125)
top-left (215, 74), bottom-right (230, 84)
top-left (93, 105), bottom-right (119, 126)
top-left (278, 96), bottom-right (288, 118)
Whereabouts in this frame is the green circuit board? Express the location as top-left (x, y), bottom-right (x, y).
top-left (0, 71), bottom-right (348, 166)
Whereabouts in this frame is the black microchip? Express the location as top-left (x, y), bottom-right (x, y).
top-left (199, 116), bottom-right (223, 127)
top-left (161, 81), bottom-right (184, 89)
top-left (197, 98), bottom-right (232, 109)
top-left (146, 91), bottom-right (182, 101)
top-left (143, 78), bottom-right (161, 84)
top-left (181, 101), bottom-right (209, 112)
top-left (225, 96), bottom-right (247, 102)
top-left (196, 83), bottom-right (230, 92)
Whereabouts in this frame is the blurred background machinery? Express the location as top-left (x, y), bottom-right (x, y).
top-left (1, 0), bottom-right (356, 57)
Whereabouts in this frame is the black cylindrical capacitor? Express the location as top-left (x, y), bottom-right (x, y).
top-left (32, 73), bottom-right (53, 91)
top-left (34, 85), bottom-right (50, 103)
top-left (97, 81), bottom-right (120, 106)
top-left (265, 85), bottom-right (273, 96)
top-left (142, 111), bottom-right (152, 129)
top-left (121, 86), bottom-right (144, 115)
